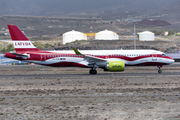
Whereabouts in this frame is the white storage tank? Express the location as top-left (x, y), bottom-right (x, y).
top-left (95, 30), bottom-right (119, 40)
top-left (63, 30), bottom-right (87, 44)
top-left (139, 31), bottom-right (155, 41)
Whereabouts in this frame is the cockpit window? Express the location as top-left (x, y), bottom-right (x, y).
top-left (162, 54), bottom-right (166, 57)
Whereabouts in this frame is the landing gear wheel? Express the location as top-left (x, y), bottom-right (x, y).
top-left (89, 69), bottom-right (97, 74)
top-left (157, 65), bottom-right (162, 74)
top-left (158, 70), bottom-right (162, 74)
top-left (89, 69), bottom-right (92, 74)
top-left (93, 70), bottom-right (97, 74)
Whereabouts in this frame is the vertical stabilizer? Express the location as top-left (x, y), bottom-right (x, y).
top-left (8, 25), bottom-right (40, 52)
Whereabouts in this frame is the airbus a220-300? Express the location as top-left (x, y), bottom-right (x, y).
top-left (4, 25), bottom-right (174, 74)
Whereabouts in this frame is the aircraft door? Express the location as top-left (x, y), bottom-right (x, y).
top-left (105, 53), bottom-right (109, 59)
top-left (152, 52), bottom-right (157, 60)
top-left (41, 54), bottom-right (46, 61)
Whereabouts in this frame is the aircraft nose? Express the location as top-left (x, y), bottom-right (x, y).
top-left (169, 58), bottom-right (175, 64)
top-left (166, 56), bottom-right (174, 64)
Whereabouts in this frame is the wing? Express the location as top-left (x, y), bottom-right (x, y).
top-left (73, 48), bottom-right (107, 67)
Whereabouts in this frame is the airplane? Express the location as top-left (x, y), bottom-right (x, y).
top-left (4, 24), bottom-right (174, 74)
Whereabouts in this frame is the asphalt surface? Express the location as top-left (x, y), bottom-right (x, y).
top-left (0, 62), bottom-right (179, 78)
top-left (0, 63), bottom-right (180, 119)
top-left (0, 72), bottom-right (179, 78)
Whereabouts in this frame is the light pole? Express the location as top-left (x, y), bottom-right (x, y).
top-left (134, 22), bottom-right (136, 50)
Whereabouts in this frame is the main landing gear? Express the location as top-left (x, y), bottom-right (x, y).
top-left (158, 65), bottom-right (162, 74)
top-left (89, 68), bottom-right (97, 74)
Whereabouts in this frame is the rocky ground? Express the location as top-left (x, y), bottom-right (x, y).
top-left (55, 40), bottom-right (180, 53)
top-left (0, 65), bottom-right (180, 119)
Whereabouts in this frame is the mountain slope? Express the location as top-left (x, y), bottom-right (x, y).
top-left (163, 1), bottom-right (180, 12)
top-left (0, 0), bottom-right (179, 16)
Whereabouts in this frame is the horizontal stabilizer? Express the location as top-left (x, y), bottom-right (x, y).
top-left (10, 53), bottom-right (28, 57)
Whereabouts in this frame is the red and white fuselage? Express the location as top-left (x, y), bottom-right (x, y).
top-left (5, 49), bottom-right (174, 66)
top-left (4, 25), bottom-right (174, 74)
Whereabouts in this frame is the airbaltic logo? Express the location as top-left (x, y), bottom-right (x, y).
top-left (112, 65), bottom-right (122, 68)
top-left (13, 41), bottom-right (35, 48)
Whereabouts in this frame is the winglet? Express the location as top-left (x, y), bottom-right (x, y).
top-left (72, 48), bottom-right (82, 55)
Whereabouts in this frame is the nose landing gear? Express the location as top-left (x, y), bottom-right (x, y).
top-left (158, 65), bottom-right (162, 74)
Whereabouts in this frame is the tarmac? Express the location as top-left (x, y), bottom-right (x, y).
top-left (0, 62), bottom-right (179, 78)
top-left (0, 63), bottom-right (180, 119)
top-left (0, 72), bottom-right (179, 78)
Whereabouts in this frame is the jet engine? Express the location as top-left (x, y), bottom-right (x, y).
top-left (104, 61), bottom-right (125, 72)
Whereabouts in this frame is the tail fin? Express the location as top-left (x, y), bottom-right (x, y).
top-left (8, 24), bottom-right (40, 52)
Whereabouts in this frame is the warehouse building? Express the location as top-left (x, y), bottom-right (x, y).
top-left (138, 31), bottom-right (155, 41)
top-left (95, 30), bottom-right (119, 40)
top-left (63, 30), bottom-right (87, 44)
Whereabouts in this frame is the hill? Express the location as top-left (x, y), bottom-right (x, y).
top-left (138, 19), bottom-right (171, 27)
top-left (0, 0), bottom-right (179, 16)
top-left (162, 1), bottom-right (180, 13)
top-left (54, 40), bottom-right (180, 53)
top-left (154, 1), bottom-right (180, 22)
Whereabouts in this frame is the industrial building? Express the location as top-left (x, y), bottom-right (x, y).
top-left (63, 30), bottom-right (87, 44)
top-left (95, 30), bottom-right (119, 40)
top-left (138, 31), bottom-right (155, 41)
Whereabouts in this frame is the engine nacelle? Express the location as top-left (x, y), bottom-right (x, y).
top-left (104, 61), bottom-right (125, 72)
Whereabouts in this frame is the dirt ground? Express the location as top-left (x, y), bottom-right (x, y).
top-left (0, 65), bottom-right (180, 120)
